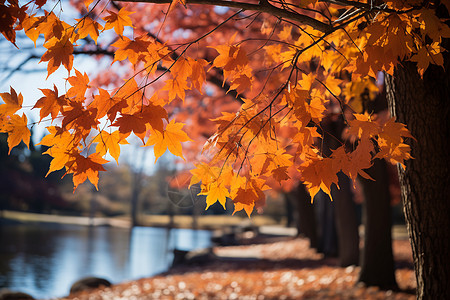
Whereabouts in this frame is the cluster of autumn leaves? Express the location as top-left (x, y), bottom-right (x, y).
top-left (0, 0), bottom-right (447, 215)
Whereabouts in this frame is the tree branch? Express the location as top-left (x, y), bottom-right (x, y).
top-left (114, 0), bottom-right (332, 32)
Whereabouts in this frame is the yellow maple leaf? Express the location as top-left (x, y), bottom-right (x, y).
top-left (202, 181), bottom-right (229, 210)
top-left (93, 130), bottom-right (129, 164)
top-left (145, 120), bottom-right (191, 161)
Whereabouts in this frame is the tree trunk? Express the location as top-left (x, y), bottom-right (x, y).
top-left (130, 171), bottom-right (140, 227)
top-left (333, 172), bottom-right (360, 267)
top-left (385, 58), bottom-right (450, 298)
top-left (287, 183), bottom-right (318, 249)
top-left (358, 159), bottom-right (397, 289)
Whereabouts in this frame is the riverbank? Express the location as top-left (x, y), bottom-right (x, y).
top-left (0, 210), bottom-right (278, 230)
top-left (60, 237), bottom-right (416, 300)
top-left (0, 210), bottom-right (277, 230)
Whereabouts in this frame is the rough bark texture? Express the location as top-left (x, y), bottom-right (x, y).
top-left (358, 159), bottom-right (397, 289)
top-left (385, 59), bottom-right (450, 298)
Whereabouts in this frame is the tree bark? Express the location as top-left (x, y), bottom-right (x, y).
top-left (385, 58), bottom-right (450, 298)
top-left (287, 183), bottom-right (318, 249)
top-left (333, 172), bottom-right (360, 267)
top-left (358, 159), bottom-right (397, 289)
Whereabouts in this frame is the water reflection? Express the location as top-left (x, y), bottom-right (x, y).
top-left (0, 223), bottom-right (211, 299)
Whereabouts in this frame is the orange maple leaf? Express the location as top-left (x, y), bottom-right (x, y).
top-left (272, 166), bottom-right (291, 183)
top-left (232, 187), bottom-right (258, 217)
top-left (40, 34), bottom-right (74, 77)
top-left (93, 130), bottom-right (129, 164)
top-left (189, 58), bottom-right (208, 92)
top-left (145, 120), bottom-right (191, 161)
top-left (22, 15), bottom-right (41, 46)
top-left (348, 113), bottom-right (380, 140)
top-left (91, 88), bottom-right (124, 121)
top-left (34, 12), bottom-right (66, 42)
top-left (66, 69), bottom-right (90, 101)
top-left (162, 77), bottom-right (189, 102)
top-left (61, 101), bottom-right (99, 138)
top-left (410, 42), bottom-right (443, 77)
top-left (68, 152), bottom-right (109, 191)
top-left (212, 44), bottom-right (248, 72)
top-left (103, 8), bottom-right (134, 36)
top-left (0, 87), bottom-right (23, 116)
top-left (111, 35), bottom-right (151, 64)
top-left (33, 85), bottom-right (67, 121)
top-left (300, 157), bottom-right (338, 201)
top-left (3, 113), bottom-right (30, 154)
top-left (76, 17), bottom-right (103, 44)
top-left (38, 127), bottom-right (81, 176)
top-left (112, 113), bottom-right (147, 140)
top-left (229, 74), bottom-right (252, 96)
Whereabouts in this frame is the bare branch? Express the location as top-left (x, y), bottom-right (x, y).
top-left (114, 0), bottom-right (332, 32)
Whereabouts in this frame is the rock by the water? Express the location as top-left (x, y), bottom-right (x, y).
top-left (69, 277), bottom-right (111, 294)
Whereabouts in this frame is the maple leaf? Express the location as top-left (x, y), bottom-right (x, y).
top-left (324, 74), bottom-right (342, 98)
top-left (411, 42), bottom-right (443, 77)
top-left (3, 113), bottom-right (30, 154)
top-left (202, 181), bottom-right (229, 210)
top-left (307, 96), bottom-right (326, 122)
top-left (347, 139), bottom-right (374, 180)
top-left (111, 35), bottom-right (151, 64)
top-left (0, 87), bottom-right (23, 116)
top-left (68, 152), bottom-right (109, 190)
top-left (90, 88), bottom-right (124, 121)
top-left (188, 58), bottom-right (208, 92)
top-left (66, 69), bottom-right (90, 101)
top-left (93, 130), bottom-right (129, 164)
top-left (38, 127), bottom-right (81, 176)
top-left (35, 12), bottom-right (66, 42)
top-left (40, 34), bottom-right (74, 77)
top-left (114, 78), bottom-right (144, 114)
top-left (112, 113), bottom-right (147, 140)
top-left (375, 142), bottom-right (412, 169)
top-left (76, 17), bottom-right (103, 44)
top-left (212, 44), bottom-right (248, 73)
top-left (0, 1), bottom-right (24, 45)
top-left (171, 56), bottom-right (192, 80)
top-left (145, 120), bottom-right (191, 161)
top-left (103, 8), bottom-right (134, 36)
top-left (233, 201), bottom-right (255, 218)
top-left (33, 85), bottom-right (67, 121)
top-left (22, 15), bottom-right (40, 46)
top-left (348, 113), bottom-right (380, 140)
top-left (378, 117), bottom-right (414, 146)
top-left (61, 101), bottom-right (99, 139)
top-left (162, 77), bottom-right (189, 102)
top-left (300, 156), bottom-right (338, 201)
top-left (272, 166), bottom-right (290, 183)
top-left (190, 162), bottom-right (219, 187)
top-left (229, 74), bottom-right (252, 96)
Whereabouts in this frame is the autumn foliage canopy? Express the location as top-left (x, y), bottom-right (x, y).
top-left (1, 0), bottom-right (446, 216)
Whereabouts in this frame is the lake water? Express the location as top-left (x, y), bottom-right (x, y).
top-left (0, 223), bottom-right (211, 299)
